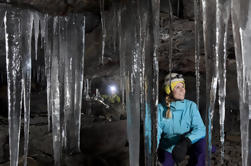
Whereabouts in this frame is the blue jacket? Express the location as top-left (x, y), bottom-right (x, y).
top-left (157, 99), bottom-right (206, 153)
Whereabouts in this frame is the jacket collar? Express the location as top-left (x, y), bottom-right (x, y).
top-left (170, 100), bottom-right (185, 110)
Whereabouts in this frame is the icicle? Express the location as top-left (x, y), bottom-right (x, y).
top-left (33, 12), bottom-right (40, 60)
top-left (119, 2), bottom-right (141, 165)
top-left (4, 8), bottom-right (23, 166)
top-left (58, 16), bottom-right (66, 150)
top-left (118, 4), bottom-right (126, 111)
top-left (0, 6), bottom-right (5, 25)
top-left (207, 76), bottom-right (217, 166)
top-left (44, 16), bottom-right (53, 131)
top-left (40, 14), bottom-right (47, 48)
top-left (119, 1), bottom-right (160, 165)
top-left (216, 0), bottom-right (230, 163)
top-left (20, 10), bottom-right (33, 166)
top-left (100, 0), bottom-right (106, 65)
top-left (249, 84), bottom-right (251, 120)
top-left (231, 0), bottom-right (251, 165)
top-left (51, 16), bottom-right (62, 166)
top-left (168, 0), bottom-right (173, 75)
top-left (194, 0), bottom-right (201, 107)
top-left (201, 0), bottom-right (217, 165)
top-left (112, 3), bottom-right (117, 57)
top-left (201, 0), bottom-right (216, 127)
top-left (60, 14), bottom-right (85, 153)
top-left (149, 0), bottom-right (160, 165)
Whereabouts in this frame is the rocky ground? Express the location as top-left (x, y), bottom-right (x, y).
top-left (0, 105), bottom-right (242, 166)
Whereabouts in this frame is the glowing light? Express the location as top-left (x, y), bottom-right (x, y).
top-left (109, 85), bottom-right (117, 94)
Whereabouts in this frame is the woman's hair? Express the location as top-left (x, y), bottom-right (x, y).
top-left (165, 95), bottom-right (174, 118)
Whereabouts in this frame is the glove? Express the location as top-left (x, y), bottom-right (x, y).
top-left (172, 137), bottom-right (192, 163)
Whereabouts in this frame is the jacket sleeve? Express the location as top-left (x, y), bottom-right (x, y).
top-left (157, 104), bottom-right (163, 148)
top-left (185, 102), bottom-right (206, 144)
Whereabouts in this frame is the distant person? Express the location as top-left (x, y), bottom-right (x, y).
top-left (157, 73), bottom-right (206, 166)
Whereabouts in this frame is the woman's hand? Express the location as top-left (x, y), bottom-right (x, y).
top-left (172, 137), bottom-right (192, 163)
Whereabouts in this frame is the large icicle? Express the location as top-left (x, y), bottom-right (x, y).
top-left (50, 16), bottom-right (62, 166)
top-left (194, 0), bottom-right (201, 107)
top-left (62, 14), bottom-right (85, 153)
top-left (215, 0), bottom-right (230, 163)
top-left (20, 10), bottom-right (33, 166)
top-left (201, 0), bottom-right (217, 164)
top-left (120, 2), bottom-right (141, 165)
top-left (4, 8), bottom-right (23, 166)
top-left (44, 16), bottom-right (53, 131)
top-left (231, 0), bottom-right (251, 165)
top-left (201, 0), bottom-right (216, 124)
top-left (44, 14), bottom-right (86, 163)
top-left (119, 1), bottom-right (160, 165)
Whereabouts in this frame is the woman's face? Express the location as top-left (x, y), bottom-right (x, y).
top-left (172, 82), bottom-right (185, 100)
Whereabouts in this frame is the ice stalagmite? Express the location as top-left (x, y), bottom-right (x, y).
top-left (215, 0), bottom-right (230, 163)
top-left (20, 10), bottom-right (33, 166)
top-left (231, 0), bottom-right (251, 165)
top-left (4, 8), bottom-right (23, 166)
top-left (194, 0), bottom-right (201, 107)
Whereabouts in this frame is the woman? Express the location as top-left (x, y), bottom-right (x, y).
top-left (157, 73), bottom-right (206, 166)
